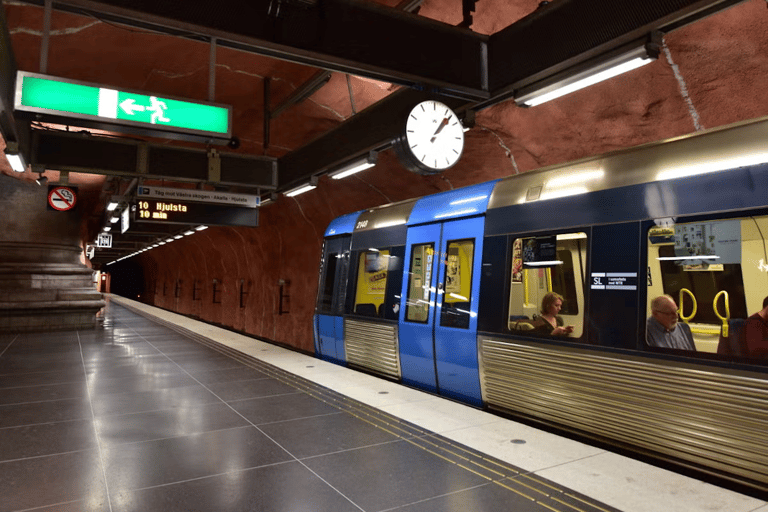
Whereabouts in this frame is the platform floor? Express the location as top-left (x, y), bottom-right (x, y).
top-left (1, 297), bottom-right (765, 512)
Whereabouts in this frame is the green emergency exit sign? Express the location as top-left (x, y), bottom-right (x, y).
top-left (14, 72), bottom-right (231, 141)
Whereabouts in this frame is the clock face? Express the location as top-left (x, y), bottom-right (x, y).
top-left (399, 100), bottom-right (465, 174)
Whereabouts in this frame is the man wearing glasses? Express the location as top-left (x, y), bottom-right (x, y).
top-left (646, 295), bottom-right (696, 351)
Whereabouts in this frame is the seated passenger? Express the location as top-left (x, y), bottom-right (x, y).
top-left (533, 292), bottom-right (574, 336)
top-left (743, 296), bottom-right (768, 358)
top-left (646, 295), bottom-right (695, 350)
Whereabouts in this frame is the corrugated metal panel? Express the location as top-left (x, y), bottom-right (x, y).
top-left (478, 336), bottom-right (768, 488)
top-left (344, 318), bottom-right (400, 379)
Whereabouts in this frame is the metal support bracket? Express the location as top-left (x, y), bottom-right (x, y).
top-left (208, 148), bottom-right (221, 183)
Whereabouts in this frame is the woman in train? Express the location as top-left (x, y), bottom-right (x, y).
top-left (533, 292), bottom-right (574, 336)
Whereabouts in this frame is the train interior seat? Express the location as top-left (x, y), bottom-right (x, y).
top-left (509, 315), bottom-right (534, 331)
top-left (717, 318), bottom-right (747, 356)
top-left (355, 303), bottom-right (377, 317)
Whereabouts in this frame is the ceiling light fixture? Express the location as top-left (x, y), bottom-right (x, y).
top-left (515, 33), bottom-right (661, 108)
top-left (3, 141), bottom-right (27, 173)
top-left (284, 176), bottom-right (318, 197)
top-left (329, 151), bottom-right (378, 180)
top-left (107, 196), bottom-right (128, 212)
top-left (259, 192), bottom-right (279, 206)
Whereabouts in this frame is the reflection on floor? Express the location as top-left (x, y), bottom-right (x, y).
top-left (0, 297), bottom-right (764, 512)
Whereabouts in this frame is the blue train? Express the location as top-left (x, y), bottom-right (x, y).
top-left (314, 116), bottom-right (768, 492)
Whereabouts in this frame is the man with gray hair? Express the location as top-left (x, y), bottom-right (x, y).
top-left (646, 294), bottom-right (696, 351)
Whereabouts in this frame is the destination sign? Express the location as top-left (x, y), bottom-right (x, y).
top-left (15, 72), bottom-right (232, 141)
top-left (591, 272), bottom-right (638, 290)
top-left (137, 186), bottom-right (259, 208)
top-left (136, 200), bottom-right (258, 227)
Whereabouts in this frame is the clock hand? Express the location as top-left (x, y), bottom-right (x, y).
top-left (430, 116), bottom-right (451, 143)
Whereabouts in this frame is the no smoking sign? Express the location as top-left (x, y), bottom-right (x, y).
top-left (47, 186), bottom-right (78, 211)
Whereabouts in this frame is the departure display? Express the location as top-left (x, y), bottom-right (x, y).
top-left (136, 200), bottom-right (258, 227)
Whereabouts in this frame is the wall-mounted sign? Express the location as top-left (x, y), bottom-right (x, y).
top-left (523, 235), bottom-right (558, 267)
top-left (120, 207), bottom-right (130, 234)
top-left (15, 72), bottom-right (232, 143)
top-left (137, 186), bottom-right (259, 208)
top-left (96, 233), bottom-right (112, 248)
top-left (47, 185), bottom-right (77, 211)
top-left (136, 200), bottom-right (258, 227)
top-left (673, 220), bottom-right (740, 266)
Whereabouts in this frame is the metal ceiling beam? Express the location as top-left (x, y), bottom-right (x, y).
top-left (0, 4), bottom-right (29, 155)
top-left (277, 0), bottom-right (749, 191)
top-left (9, 0), bottom-right (750, 197)
top-left (16, 0), bottom-right (489, 100)
top-left (485, 0), bottom-right (748, 104)
top-left (31, 130), bottom-right (277, 189)
top-left (278, 87), bottom-right (470, 190)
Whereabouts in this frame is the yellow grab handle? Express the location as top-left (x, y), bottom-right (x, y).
top-left (524, 268), bottom-right (529, 306)
top-left (546, 267), bottom-right (552, 293)
top-left (713, 290), bottom-right (730, 338)
top-left (679, 288), bottom-right (697, 323)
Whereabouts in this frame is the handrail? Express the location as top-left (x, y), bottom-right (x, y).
top-left (689, 324), bottom-right (722, 335)
top-left (713, 290), bottom-right (730, 337)
top-left (546, 267), bottom-right (552, 293)
top-left (679, 288), bottom-right (697, 323)
top-left (524, 268), bottom-right (530, 306)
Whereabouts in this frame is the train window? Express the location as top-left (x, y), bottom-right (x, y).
top-left (405, 243), bottom-right (434, 323)
top-left (647, 218), bottom-right (753, 355)
top-left (439, 239), bottom-right (474, 329)
top-left (317, 251), bottom-right (339, 314)
top-left (507, 232), bottom-right (587, 339)
top-left (352, 249), bottom-right (391, 317)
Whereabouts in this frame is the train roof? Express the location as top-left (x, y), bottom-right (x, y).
top-left (488, 115), bottom-right (768, 210)
top-left (324, 115), bottom-right (768, 236)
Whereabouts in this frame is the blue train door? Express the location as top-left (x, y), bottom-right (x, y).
top-left (315, 235), bottom-right (350, 363)
top-left (398, 217), bottom-right (484, 405)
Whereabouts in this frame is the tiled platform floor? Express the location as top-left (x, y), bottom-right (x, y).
top-left (0, 297), bottom-right (765, 512)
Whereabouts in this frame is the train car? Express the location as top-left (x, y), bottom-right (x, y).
top-left (313, 116), bottom-right (768, 492)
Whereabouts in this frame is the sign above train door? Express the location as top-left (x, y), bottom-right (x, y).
top-left (14, 72), bottom-right (232, 144)
top-left (591, 272), bottom-right (638, 290)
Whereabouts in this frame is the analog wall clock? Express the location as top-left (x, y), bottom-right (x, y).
top-left (395, 100), bottom-right (465, 175)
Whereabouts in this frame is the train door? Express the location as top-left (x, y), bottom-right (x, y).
top-left (315, 235), bottom-right (351, 363)
top-left (399, 216), bottom-right (484, 405)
